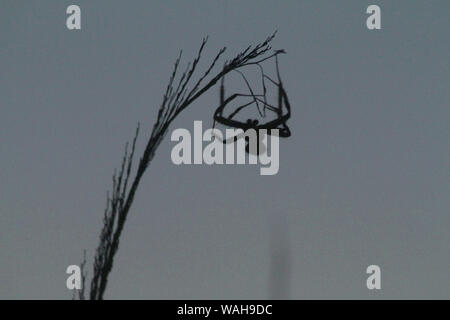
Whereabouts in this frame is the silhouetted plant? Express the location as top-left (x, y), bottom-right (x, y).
top-left (79, 32), bottom-right (287, 299)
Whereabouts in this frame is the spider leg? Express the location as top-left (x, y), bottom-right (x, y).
top-left (278, 82), bottom-right (283, 117)
top-left (219, 93), bottom-right (266, 119)
top-left (234, 69), bottom-right (265, 117)
top-left (228, 100), bottom-right (256, 120)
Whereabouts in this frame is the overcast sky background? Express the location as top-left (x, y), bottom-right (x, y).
top-left (0, 1), bottom-right (448, 299)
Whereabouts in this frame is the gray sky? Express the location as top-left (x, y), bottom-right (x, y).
top-left (0, 0), bottom-right (448, 299)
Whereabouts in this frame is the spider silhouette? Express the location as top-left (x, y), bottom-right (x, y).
top-left (213, 54), bottom-right (291, 154)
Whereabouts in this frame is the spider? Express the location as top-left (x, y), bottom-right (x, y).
top-left (212, 55), bottom-right (291, 154)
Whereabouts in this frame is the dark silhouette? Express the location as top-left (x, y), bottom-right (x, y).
top-left (213, 54), bottom-right (291, 139)
top-left (77, 32), bottom-right (291, 299)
